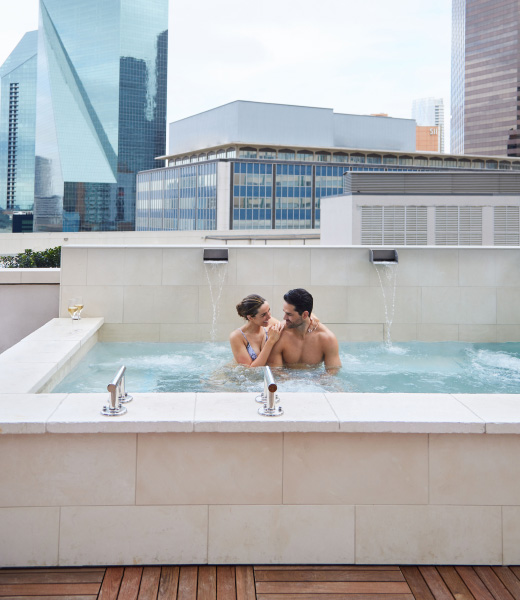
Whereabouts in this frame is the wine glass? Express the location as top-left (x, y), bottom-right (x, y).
top-left (74, 296), bottom-right (84, 319)
top-left (68, 298), bottom-right (80, 321)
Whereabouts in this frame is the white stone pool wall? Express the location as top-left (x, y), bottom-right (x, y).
top-left (2, 244), bottom-right (520, 567)
top-left (59, 245), bottom-right (520, 343)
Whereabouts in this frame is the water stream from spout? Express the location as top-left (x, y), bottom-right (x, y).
top-left (373, 262), bottom-right (399, 346)
top-left (204, 262), bottom-right (228, 342)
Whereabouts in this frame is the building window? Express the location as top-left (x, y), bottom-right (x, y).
top-left (333, 152), bottom-right (348, 163)
top-left (278, 149), bottom-right (295, 161)
top-left (350, 153), bottom-right (365, 163)
top-left (232, 162), bottom-right (273, 230)
top-left (239, 147), bottom-right (257, 159)
top-left (414, 156), bottom-right (428, 167)
top-left (383, 155), bottom-right (398, 165)
top-left (315, 152), bottom-right (331, 162)
top-left (275, 163), bottom-right (312, 229)
top-left (399, 156), bottom-right (413, 166)
top-left (259, 148), bottom-right (276, 159)
top-left (296, 150), bottom-right (313, 161)
top-left (367, 154), bottom-right (382, 164)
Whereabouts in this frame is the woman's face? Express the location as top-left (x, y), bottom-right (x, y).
top-left (249, 302), bottom-right (271, 327)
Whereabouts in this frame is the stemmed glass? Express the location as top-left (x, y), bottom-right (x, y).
top-left (67, 297), bottom-right (83, 320)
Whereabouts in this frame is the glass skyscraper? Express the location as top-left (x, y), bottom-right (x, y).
top-left (34, 0), bottom-right (168, 232)
top-left (451, 0), bottom-right (520, 157)
top-left (0, 31), bottom-right (38, 232)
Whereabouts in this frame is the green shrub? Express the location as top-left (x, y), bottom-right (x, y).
top-left (1, 246), bottom-right (61, 268)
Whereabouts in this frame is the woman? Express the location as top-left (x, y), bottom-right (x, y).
top-left (229, 294), bottom-right (283, 367)
top-left (229, 294), bottom-right (319, 367)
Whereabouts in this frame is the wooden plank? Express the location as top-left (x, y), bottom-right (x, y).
top-left (216, 567), bottom-right (236, 600)
top-left (235, 567), bottom-right (255, 600)
top-left (401, 566), bottom-right (434, 600)
top-left (0, 571), bottom-right (104, 575)
top-left (0, 573), bottom-right (104, 585)
top-left (158, 567), bottom-right (180, 600)
top-left (492, 568), bottom-right (520, 600)
top-left (198, 567), bottom-right (216, 600)
top-left (138, 568), bottom-right (161, 600)
top-left (253, 565), bottom-right (401, 571)
top-left (98, 568), bottom-right (124, 600)
top-left (437, 566), bottom-right (475, 600)
top-left (474, 567), bottom-right (516, 600)
top-left (254, 569), bottom-right (404, 582)
top-left (117, 568), bottom-right (143, 600)
top-left (455, 567), bottom-right (495, 600)
top-left (510, 568), bottom-right (520, 581)
top-left (255, 581), bottom-right (410, 594)
top-left (256, 594), bottom-right (415, 600)
top-left (177, 567), bottom-right (197, 600)
top-left (0, 596), bottom-right (97, 600)
top-left (0, 584), bottom-right (101, 597)
top-left (418, 567), bottom-right (454, 600)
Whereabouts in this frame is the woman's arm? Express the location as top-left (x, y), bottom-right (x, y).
top-left (229, 324), bottom-right (284, 367)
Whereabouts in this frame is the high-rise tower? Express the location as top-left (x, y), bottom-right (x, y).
top-left (450, 0), bottom-right (520, 157)
top-left (34, 0), bottom-right (168, 232)
top-left (412, 97), bottom-right (445, 152)
top-left (0, 31), bottom-right (38, 231)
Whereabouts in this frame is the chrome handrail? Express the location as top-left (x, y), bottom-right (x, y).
top-left (101, 366), bottom-right (133, 416)
top-left (258, 366), bottom-right (283, 417)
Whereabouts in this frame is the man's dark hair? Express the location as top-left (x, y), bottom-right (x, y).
top-left (284, 288), bottom-right (313, 316)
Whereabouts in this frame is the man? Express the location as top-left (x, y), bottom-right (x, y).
top-left (267, 288), bottom-right (341, 372)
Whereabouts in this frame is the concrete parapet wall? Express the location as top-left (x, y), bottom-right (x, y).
top-left (0, 269), bottom-right (60, 353)
top-left (59, 245), bottom-right (520, 342)
top-left (1, 414), bottom-right (519, 565)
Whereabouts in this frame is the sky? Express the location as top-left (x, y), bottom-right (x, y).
top-left (0, 0), bottom-right (453, 146)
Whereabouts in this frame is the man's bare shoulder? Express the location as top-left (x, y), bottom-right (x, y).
top-left (313, 323), bottom-right (338, 342)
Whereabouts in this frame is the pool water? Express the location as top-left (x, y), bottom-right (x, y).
top-left (52, 341), bottom-right (520, 394)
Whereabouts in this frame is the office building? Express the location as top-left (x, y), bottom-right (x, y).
top-left (0, 31), bottom-right (38, 232)
top-left (136, 101), bottom-right (520, 234)
top-left (33, 0), bottom-right (168, 232)
top-left (451, 0), bottom-right (520, 157)
top-left (412, 97), bottom-right (445, 152)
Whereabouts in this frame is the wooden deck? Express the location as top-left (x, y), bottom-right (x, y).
top-left (1, 566), bottom-right (520, 600)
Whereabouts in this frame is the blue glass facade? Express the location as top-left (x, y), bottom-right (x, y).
top-left (233, 162), bottom-right (273, 229)
top-left (33, 0), bottom-right (167, 232)
top-left (136, 162), bottom-right (217, 230)
top-left (0, 31), bottom-right (38, 232)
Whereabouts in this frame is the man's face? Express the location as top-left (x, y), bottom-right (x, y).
top-left (283, 302), bottom-right (306, 329)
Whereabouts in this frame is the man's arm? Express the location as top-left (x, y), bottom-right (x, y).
top-left (323, 332), bottom-right (341, 374)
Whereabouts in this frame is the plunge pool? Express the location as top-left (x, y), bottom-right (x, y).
top-left (52, 341), bottom-right (520, 394)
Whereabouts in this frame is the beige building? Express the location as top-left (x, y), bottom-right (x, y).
top-left (416, 125), bottom-right (441, 153)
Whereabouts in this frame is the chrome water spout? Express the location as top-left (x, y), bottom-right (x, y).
top-left (101, 365), bottom-right (132, 416)
top-left (258, 366), bottom-right (284, 417)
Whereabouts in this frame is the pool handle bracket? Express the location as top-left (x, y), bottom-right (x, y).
top-left (258, 366), bottom-right (283, 417)
top-left (102, 365), bottom-right (133, 416)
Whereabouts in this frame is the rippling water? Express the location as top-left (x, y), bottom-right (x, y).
top-left (52, 341), bottom-right (520, 394)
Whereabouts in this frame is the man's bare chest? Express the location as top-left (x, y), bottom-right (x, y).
top-left (281, 335), bottom-right (324, 365)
